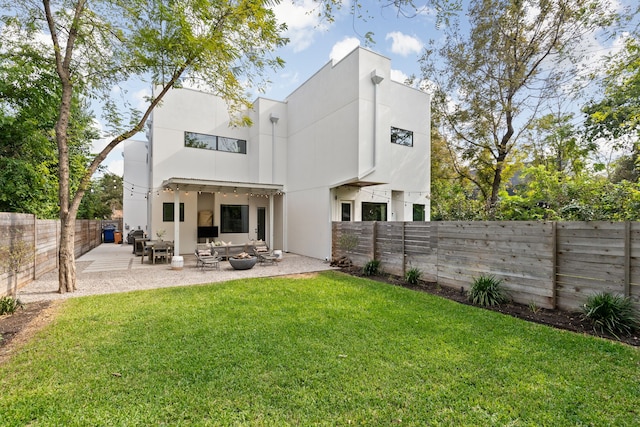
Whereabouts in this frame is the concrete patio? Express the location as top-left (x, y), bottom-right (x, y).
top-left (17, 243), bottom-right (337, 303)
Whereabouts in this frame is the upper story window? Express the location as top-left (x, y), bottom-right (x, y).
top-left (185, 131), bottom-right (247, 154)
top-left (391, 127), bottom-right (413, 147)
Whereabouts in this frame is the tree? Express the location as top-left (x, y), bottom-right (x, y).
top-left (421, 0), bottom-right (622, 217)
top-left (0, 41), bottom-right (96, 218)
top-left (1, 0), bottom-right (287, 293)
top-left (524, 111), bottom-right (596, 176)
top-left (583, 32), bottom-right (640, 180)
top-left (78, 173), bottom-right (123, 219)
top-left (1, 0), bottom-right (457, 293)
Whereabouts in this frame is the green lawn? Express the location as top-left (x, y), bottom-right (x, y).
top-left (1, 271), bottom-right (638, 426)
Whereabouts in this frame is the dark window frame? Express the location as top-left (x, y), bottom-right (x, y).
top-left (413, 204), bottom-right (426, 221)
top-left (391, 127), bottom-right (414, 147)
top-left (163, 203), bottom-right (185, 222)
top-left (184, 131), bottom-right (247, 154)
top-left (362, 202), bottom-right (387, 221)
top-left (220, 204), bottom-right (249, 233)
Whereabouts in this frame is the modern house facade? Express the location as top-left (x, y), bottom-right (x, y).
top-left (122, 47), bottom-right (431, 259)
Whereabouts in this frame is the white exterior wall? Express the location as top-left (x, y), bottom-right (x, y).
top-left (285, 48), bottom-right (430, 258)
top-left (122, 139), bottom-right (149, 235)
top-left (123, 47), bottom-right (430, 260)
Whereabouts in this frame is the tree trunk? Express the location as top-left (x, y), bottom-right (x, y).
top-left (58, 215), bottom-right (76, 293)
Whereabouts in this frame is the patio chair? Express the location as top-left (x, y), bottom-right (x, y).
top-left (195, 248), bottom-right (220, 271)
top-left (252, 245), bottom-right (277, 265)
top-left (152, 241), bottom-right (171, 264)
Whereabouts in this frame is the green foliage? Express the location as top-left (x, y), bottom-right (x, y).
top-left (362, 259), bottom-right (380, 276)
top-left (338, 233), bottom-right (359, 252)
top-left (422, 0), bottom-right (622, 214)
top-left (583, 292), bottom-right (639, 338)
top-left (78, 173), bottom-right (123, 219)
top-left (0, 296), bottom-right (23, 315)
top-left (405, 267), bottom-right (422, 285)
top-left (468, 275), bottom-right (508, 307)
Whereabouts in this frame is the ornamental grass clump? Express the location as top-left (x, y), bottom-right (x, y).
top-left (362, 259), bottom-right (381, 276)
top-left (468, 275), bottom-right (508, 307)
top-left (405, 267), bottom-right (422, 285)
top-left (0, 296), bottom-right (23, 315)
top-left (582, 292), bottom-right (639, 338)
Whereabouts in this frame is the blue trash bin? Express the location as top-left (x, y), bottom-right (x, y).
top-left (103, 228), bottom-right (115, 243)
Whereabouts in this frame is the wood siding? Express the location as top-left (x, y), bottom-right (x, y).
top-left (0, 213), bottom-right (104, 296)
top-left (333, 221), bottom-right (640, 312)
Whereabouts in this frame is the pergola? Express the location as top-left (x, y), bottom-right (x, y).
top-left (160, 177), bottom-right (284, 256)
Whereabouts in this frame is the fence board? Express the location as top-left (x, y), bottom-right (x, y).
top-left (333, 220), bottom-right (640, 312)
top-left (0, 213), bottom-right (104, 296)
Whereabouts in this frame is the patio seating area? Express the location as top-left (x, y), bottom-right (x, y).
top-left (17, 243), bottom-right (337, 303)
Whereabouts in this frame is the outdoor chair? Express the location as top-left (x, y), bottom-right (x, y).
top-left (195, 248), bottom-right (220, 271)
top-left (152, 241), bottom-right (172, 264)
top-left (252, 245), bottom-right (277, 265)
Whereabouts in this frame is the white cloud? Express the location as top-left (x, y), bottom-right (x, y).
top-left (133, 87), bottom-right (152, 111)
top-left (329, 37), bottom-right (361, 63)
top-left (390, 69), bottom-right (409, 84)
top-left (273, 0), bottom-right (329, 52)
top-left (385, 32), bottom-right (423, 56)
top-left (106, 157), bottom-right (124, 176)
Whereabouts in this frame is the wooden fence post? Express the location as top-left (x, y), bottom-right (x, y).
top-left (371, 221), bottom-right (377, 260)
top-left (551, 221), bottom-right (557, 310)
top-left (624, 221), bottom-right (631, 297)
top-left (402, 221), bottom-right (406, 278)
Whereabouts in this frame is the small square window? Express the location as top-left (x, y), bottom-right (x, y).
top-left (391, 127), bottom-right (413, 147)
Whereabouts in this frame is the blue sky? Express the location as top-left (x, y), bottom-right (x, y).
top-left (100, 0), bottom-right (635, 176)
top-left (101, 1), bottom-right (439, 175)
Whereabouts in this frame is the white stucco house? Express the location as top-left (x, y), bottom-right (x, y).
top-left (122, 47), bottom-right (430, 260)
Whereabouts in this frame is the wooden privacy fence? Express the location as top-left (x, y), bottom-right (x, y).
top-left (332, 221), bottom-right (640, 312)
top-left (0, 213), bottom-right (104, 297)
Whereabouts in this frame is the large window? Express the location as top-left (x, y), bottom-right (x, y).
top-left (391, 127), bottom-right (413, 147)
top-left (163, 203), bottom-right (184, 222)
top-left (220, 205), bottom-right (249, 233)
top-left (362, 202), bottom-right (387, 221)
top-left (185, 131), bottom-right (247, 154)
top-left (413, 204), bottom-right (425, 221)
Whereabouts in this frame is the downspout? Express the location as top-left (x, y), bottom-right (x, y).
top-left (360, 70), bottom-right (384, 180)
top-left (270, 113), bottom-right (279, 250)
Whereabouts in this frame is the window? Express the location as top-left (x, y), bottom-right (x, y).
top-left (413, 204), bottom-right (425, 221)
top-left (185, 132), bottom-right (217, 150)
top-left (218, 137), bottom-right (247, 154)
top-left (362, 202), bottom-right (387, 221)
top-left (391, 127), bottom-right (413, 147)
top-left (220, 205), bottom-right (249, 233)
top-left (184, 131), bottom-right (247, 154)
top-left (341, 202), bottom-right (352, 221)
top-left (163, 203), bottom-right (184, 222)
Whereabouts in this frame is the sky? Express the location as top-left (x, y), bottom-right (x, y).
top-left (98, 1), bottom-right (438, 176)
top-left (97, 0), bottom-right (635, 177)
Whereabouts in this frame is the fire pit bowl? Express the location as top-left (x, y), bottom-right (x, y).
top-left (228, 256), bottom-right (257, 270)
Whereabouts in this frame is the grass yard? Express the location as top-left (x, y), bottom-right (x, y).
top-left (1, 271), bottom-right (639, 426)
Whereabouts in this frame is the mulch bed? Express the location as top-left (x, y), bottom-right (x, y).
top-left (340, 266), bottom-right (640, 347)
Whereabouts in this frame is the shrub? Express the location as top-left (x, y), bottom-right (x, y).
top-left (0, 296), bottom-right (23, 315)
top-left (583, 292), bottom-right (639, 337)
top-left (468, 275), bottom-right (508, 307)
top-left (362, 259), bottom-right (381, 276)
top-left (405, 267), bottom-right (422, 285)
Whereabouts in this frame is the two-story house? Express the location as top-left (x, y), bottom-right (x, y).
top-left (122, 47), bottom-right (430, 260)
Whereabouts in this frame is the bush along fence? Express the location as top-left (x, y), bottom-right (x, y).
top-left (332, 221), bottom-right (640, 312)
top-left (0, 213), bottom-right (104, 297)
